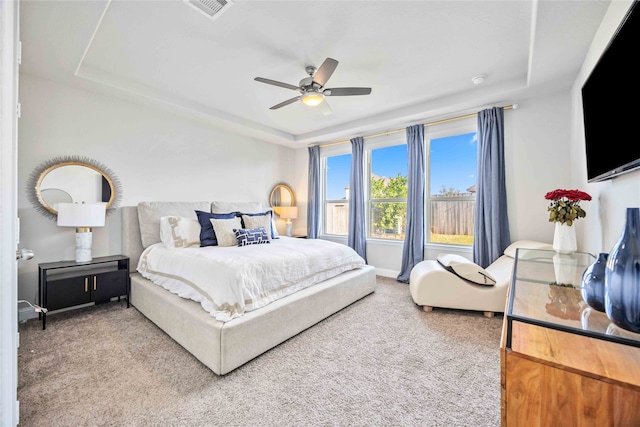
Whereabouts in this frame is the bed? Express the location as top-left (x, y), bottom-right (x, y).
top-left (121, 201), bottom-right (377, 375)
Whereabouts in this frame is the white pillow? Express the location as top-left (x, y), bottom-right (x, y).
top-left (436, 254), bottom-right (496, 286)
top-left (209, 217), bottom-right (243, 247)
top-left (503, 240), bottom-right (553, 258)
top-left (242, 213), bottom-right (272, 240)
top-left (159, 216), bottom-right (201, 249)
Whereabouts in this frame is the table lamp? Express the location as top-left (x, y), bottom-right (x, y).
top-left (279, 206), bottom-right (298, 237)
top-left (57, 202), bottom-right (106, 262)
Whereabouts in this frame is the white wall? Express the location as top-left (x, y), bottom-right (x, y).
top-left (17, 74), bottom-right (296, 316)
top-left (572, 0), bottom-right (640, 255)
top-left (505, 90), bottom-right (575, 244)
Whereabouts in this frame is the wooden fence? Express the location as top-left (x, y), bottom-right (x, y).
top-left (326, 203), bottom-right (349, 235)
top-left (430, 200), bottom-right (475, 235)
top-left (326, 199), bottom-right (475, 237)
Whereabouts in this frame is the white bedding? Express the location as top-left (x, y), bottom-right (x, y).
top-left (137, 236), bottom-right (366, 322)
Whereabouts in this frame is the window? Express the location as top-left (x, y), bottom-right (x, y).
top-left (369, 144), bottom-right (408, 240)
top-left (427, 131), bottom-right (477, 245)
top-left (319, 120), bottom-right (477, 247)
top-left (323, 153), bottom-right (351, 236)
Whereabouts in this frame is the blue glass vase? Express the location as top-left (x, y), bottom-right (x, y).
top-left (605, 207), bottom-right (640, 333)
top-left (581, 252), bottom-right (608, 312)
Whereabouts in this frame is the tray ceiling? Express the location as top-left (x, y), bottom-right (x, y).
top-left (20, 0), bottom-right (611, 147)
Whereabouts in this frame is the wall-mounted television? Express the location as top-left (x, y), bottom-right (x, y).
top-left (581, 0), bottom-right (640, 182)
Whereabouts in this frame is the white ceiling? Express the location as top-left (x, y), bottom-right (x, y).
top-left (19, 0), bottom-right (611, 148)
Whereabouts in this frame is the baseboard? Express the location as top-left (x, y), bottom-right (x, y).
top-left (374, 268), bottom-right (399, 278)
top-left (18, 308), bottom-right (39, 324)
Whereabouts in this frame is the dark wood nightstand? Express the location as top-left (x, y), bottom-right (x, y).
top-left (38, 255), bottom-right (130, 330)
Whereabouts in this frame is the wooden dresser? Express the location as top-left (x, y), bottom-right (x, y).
top-left (500, 249), bottom-right (640, 426)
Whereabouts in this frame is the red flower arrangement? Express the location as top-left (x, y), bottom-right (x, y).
top-left (545, 189), bottom-right (592, 226)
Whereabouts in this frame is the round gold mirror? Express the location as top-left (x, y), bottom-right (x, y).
top-left (270, 183), bottom-right (295, 215)
top-left (27, 156), bottom-right (122, 220)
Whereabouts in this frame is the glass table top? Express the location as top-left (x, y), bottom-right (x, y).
top-left (506, 248), bottom-right (640, 348)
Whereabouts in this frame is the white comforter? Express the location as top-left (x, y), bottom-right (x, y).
top-left (137, 237), bottom-right (366, 322)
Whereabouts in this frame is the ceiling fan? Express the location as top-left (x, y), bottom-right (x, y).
top-left (254, 58), bottom-right (372, 113)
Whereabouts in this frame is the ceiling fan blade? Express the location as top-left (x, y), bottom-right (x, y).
top-left (270, 96), bottom-right (301, 110)
top-left (312, 58), bottom-right (339, 87)
top-left (324, 87), bottom-right (372, 96)
top-left (255, 77), bottom-right (300, 91)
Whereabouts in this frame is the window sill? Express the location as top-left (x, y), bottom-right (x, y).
top-left (318, 235), bottom-right (405, 247)
top-left (318, 236), bottom-right (473, 253)
top-left (426, 242), bottom-right (471, 250)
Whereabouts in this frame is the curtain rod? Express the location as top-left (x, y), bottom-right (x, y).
top-left (319, 104), bottom-right (518, 148)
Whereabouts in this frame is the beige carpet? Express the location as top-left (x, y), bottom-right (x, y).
top-left (18, 276), bottom-right (503, 427)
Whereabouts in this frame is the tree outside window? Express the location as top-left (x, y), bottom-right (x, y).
top-left (369, 145), bottom-right (408, 240)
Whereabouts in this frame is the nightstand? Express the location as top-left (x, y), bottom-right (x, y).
top-left (292, 235), bottom-right (307, 239)
top-left (38, 255), bottom-right (130, 330)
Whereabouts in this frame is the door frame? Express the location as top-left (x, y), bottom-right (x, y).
top-left (0, 0), bottom-right (20, 425)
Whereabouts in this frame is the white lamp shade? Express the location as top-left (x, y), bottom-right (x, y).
top-left (279, 206), bottom-right (298, 220)
top-left (57, 203), bottom-right (106, 227)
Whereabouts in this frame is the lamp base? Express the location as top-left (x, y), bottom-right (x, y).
top-left (75, 229), bottom-right (93, 263)
top-left (285, 221), bottom-right (293, 237)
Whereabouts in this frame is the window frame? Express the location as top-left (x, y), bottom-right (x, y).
top-left (366, 135), bottom-right (408, 241)
top-left (317, 116), bottom-right (478, 247)
top-left (424, 118), bottom-right (478, 246)
top-left (321, 145), bottom-right (352, 238)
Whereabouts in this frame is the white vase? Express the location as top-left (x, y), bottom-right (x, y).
top-left (552, 222), bottom-right (577, 254)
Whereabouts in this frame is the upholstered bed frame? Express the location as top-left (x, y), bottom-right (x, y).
top-left (121, 205), bottom-right (377, 375)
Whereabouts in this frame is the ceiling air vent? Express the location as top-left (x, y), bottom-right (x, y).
top-left (183, 0), bottom-right (233, 22)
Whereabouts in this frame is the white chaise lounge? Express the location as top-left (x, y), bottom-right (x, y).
top-left (409, 240), bottom-right (552, 317)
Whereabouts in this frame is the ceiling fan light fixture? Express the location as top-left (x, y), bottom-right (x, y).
top-left (301, 92), bottom-right (325, 106)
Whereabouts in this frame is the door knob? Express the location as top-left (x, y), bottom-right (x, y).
top-left (16, 248), bottom-right (34, 260)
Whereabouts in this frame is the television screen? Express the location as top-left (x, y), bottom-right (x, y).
top-left (581, 0), bottom-right (640, 182)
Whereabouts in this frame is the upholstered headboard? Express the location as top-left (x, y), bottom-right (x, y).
top-left (121, 201), bottom-right (264, 272)
top-left (121, 206), bottom-right (144, 271)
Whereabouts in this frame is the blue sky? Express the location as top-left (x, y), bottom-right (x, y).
top-left (326, 132), bottom-right (477, 200)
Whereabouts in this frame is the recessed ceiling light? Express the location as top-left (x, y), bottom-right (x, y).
top-left (472, 74), bottom-right (487, 85)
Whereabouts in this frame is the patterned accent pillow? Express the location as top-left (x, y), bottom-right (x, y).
top-left (195, 210), bottom-right (237, 246)
top-left (241, 211), bottom-right (276, 239)
top-left (234, 227), bottom-right (271, 246)
top-left (159, 216), bottom-right (201, 249)
top-left (209, 217), bottom-right (243, 247)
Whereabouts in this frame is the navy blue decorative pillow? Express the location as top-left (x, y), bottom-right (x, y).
top-left (240, 210), bottom-right (278, 239)
top-left (195, 210), bottom-right (237, 246)
top-left (234, 227), bottom-right (271, 246)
